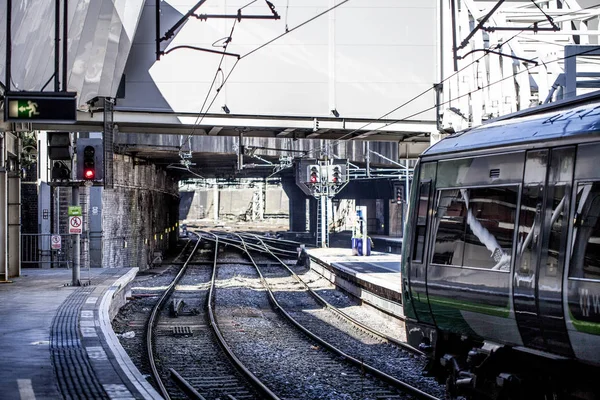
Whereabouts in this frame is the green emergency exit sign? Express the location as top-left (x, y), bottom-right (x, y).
top-left (4, 92), bottom-right (77, 123)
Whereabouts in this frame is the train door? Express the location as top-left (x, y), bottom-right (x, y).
top-left (403, 162), bottom-right (436, 327)
top-left (514, 147), bottom-right (574, 355)
top-left (564, 143), bottom-right (600, 365)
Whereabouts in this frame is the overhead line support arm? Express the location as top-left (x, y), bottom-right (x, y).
top-left (457, 0), bottom-right (506, 51)
top-left (156, 0), bottom-right (279, 60)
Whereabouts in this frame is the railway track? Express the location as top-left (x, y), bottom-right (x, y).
top-left (145, 233), bottom-right (275, 400)
top-left (203, 231), bottom-right (443, 400)
top-left (117, 231), bottom-right (445, 399)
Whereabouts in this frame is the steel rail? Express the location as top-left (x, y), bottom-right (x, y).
top-left (201, 231), bottom-right (281, 400)
top-left (239, 233), bottom-right (409, 326)
top-left (236, 232), bottom-right (303, 254)
top-left (169, 368), bottom-right (207, 400)
top-left (240, 232), bottom-right (409, 327)
top-left (145, 232), bottom-right (202, 399)
top-left (251, 235), bottom-right (421, 355)
top-left (222, 232), bottom-right (439, 400)
top-left (211, 231), bottom-right (295, 258)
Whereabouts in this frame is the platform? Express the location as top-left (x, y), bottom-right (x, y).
top-left (328, 232), bottom-right (403, 254)
top-left (306, 247), bottom-right (403, 318)
top-left (0, 268), bottom-right (161, 400)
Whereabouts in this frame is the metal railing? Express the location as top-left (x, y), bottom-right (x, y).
top-left (21, 230), bottom-right (173, 269)
top-left (21, 233), bottom-right (73, 268)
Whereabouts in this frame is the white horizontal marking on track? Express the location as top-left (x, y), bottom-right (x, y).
top-left (81, 310), bottom-right (94, 318)
top-left (17, 379), bottom-right (36, 400)
top-left (85, 297), bottom-right (98, 304)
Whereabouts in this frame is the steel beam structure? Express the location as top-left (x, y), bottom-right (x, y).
top-left (33, 109), bottom-right (434, 143)
top-left (440, 0), bottom-right (600, 131)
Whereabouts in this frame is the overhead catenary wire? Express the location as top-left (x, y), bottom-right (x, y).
top-left (345, 45), bottom-right (600, 141)
top-left (178, 0), bottom-right (260, 154)
top-left (240, 0), bottom-right (350, 60)
top-left (303, 28), bottom-right (533, 158)
top-left (176, 0), bottom-right (352, 153)
top-left (175, 2), bottom-right (598, 167)
top-left (304, 7), bottom-right (599, 158)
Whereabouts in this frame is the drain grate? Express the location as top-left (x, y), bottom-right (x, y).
top-left (171, 326), bottom-right (193, 336)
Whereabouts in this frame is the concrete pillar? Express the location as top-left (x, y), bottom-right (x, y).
top-left (213, 184), bottom-right (219, 222)
top-left (259, 182), bottom-right (265, 220)
top-left (281, 178), bottom-right (309, 232)
top-left (88, 186), bottom-right (102, 267)
top-left (39, 183), bottom-right (52, 268)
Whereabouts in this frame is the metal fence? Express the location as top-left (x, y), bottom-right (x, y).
top-left (22, 232), bottom-right (170, 269)
top-left (21, 233), bottom-right (73, 268)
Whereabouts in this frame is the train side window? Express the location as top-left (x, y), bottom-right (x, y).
top-left (433, 186), bottom-right (517, 271)
top-left (569, 183), bottom-right (600, 280)
top-left (412, 180), bottom-right (431, 263)
top-left (432, 189), bottom-right (467, 266)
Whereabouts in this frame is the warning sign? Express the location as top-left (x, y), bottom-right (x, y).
top-left (69, 216), bottom-right (82, 234)
top-left (51, 234), bottom-right (61, 250)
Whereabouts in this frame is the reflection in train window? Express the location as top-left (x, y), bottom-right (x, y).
top-left (516, 185), bottom-right (541, 276)
top-left (546, 185), bottom-right (567, 277)
top-left (432, 186), bottom-right (518, 270)
top-left (412, 181), bottom-right (431, 263)
top-left (570, 182), bottom-right (600, 280)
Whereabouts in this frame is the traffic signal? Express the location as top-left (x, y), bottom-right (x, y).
top-left (329, 165), bottom-right (341, 183)
top-left (396, 186), bottom-right (404, 203)
top-left (83, 146), bottom-right (96, 180)
top-left (76, 138), bottom-right (103, 181)
top-left (48, 132), bottom-right (73, 160)
top-left (51, 161), bottom-right (71, 181)
top-left (308, 165), bottom-right (319, 184)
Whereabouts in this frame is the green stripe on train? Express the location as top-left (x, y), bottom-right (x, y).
top-left (568, 309), bottom-right (600, 335)
top-left (428, 295), bottom-right (510, 318)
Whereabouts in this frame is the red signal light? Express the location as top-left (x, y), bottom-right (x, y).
top-left (84, 168), bottom-right (95, 180)
top-left (310, 175), bottom-right (317, 183)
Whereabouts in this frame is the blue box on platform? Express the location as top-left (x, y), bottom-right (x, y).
top-left (351, 238), bottom-right (371, 256)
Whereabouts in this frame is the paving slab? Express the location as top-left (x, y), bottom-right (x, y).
top-left (0, 268), bottom-right (160, 400)
top-left (307, 247), bottom-right (402, 293)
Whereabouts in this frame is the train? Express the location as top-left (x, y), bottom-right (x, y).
top-left (401, 94), bottom-right (600, 400)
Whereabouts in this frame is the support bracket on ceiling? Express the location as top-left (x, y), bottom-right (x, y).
top-left (156, 0), bottom-right (280, 60)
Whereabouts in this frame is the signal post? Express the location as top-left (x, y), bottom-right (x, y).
top-left (297, 158), bottom-right (348, 248)
top-left (49, 135), bottom-right (103, 286)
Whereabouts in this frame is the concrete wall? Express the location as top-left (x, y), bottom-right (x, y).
top-left (102, 154), bottom-right (179, 270)
top-left (219, 189), bottom-right (254, 218)
top-left (265, 188), bottom-right (289, 215)
top-left (180, 185), bottom-right (289, 222)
